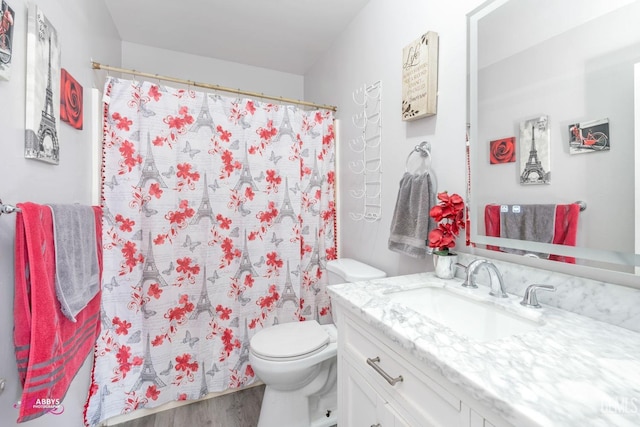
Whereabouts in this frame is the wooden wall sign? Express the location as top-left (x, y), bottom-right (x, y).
top-left (402, 31), bottom-right (439, 121)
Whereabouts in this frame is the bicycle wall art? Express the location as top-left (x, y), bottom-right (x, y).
top-left (568, 118), bottom-right (610, 154)
top-left (0, 0), bottom-right (15, 81)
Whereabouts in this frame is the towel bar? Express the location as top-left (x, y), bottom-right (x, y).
top-left (575, 201), bottom-right (587, 211)
top-left (405, 141), bottom-right (433, 174)
top-left (0, 199), bottom-right (21, 215)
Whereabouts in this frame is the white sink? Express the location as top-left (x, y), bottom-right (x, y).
top-left (385, 286), bottom-right (541, 342)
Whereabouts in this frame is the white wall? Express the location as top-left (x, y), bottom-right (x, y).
top-left (0, 0), bottom-right (121, 425)
top-left (121, 41), bottom-right (305, 100)
top-left (304, 0), bottom-right (484, 277)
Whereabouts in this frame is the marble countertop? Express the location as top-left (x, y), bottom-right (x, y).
top-left (327, 273), bottom-right (640, 427)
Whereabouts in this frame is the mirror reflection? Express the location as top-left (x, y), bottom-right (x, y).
top-left (468, 0), bottom-right (640, 273)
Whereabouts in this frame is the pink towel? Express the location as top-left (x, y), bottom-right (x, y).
top-left (484, 204), bottom-right (501, 252)
top-left (13, 203), bottom-right (103, 422)
top-left (548, 203), bottom-right (580, 264)
top-left (484, 203), bottom-right (579, 263)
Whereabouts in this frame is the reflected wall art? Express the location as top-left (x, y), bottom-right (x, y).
top-left (489, 137), bottom-right (515, 164)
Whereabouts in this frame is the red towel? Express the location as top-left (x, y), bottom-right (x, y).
top-left (548, 203), bottom-right (580, 263)
top-left (484, 204), bottom-right (501, 252)
top-left (13, 203), bottom-right (103, 423)
top-left (484, 203), bottom-right (580, 263)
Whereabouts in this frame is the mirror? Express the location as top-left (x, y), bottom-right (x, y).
top-left (468, 0), bottom-right (640, 273)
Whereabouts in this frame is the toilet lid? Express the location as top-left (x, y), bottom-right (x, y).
top-left (326, 258), bottom-right (386, 282)
top-left (250, 320), bottom-right (329, 359)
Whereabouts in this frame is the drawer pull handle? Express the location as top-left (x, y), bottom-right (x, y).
top-left (371, 424), bottom-right (382, 427)
top-left (366, 356), bottom-right (403, 386)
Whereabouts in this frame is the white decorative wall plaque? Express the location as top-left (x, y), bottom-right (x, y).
top-left (402, 31), bottom-right (438, 121)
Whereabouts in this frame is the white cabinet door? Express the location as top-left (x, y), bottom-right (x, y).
top-left (469, 407), bottom-right (498, 427)
top-left (342, 355), bottom-right (413, 427)
top-left (470, 407), bottom-right (485, 427)
top-left (379, 401), bottom-right (412, 427)
top-left (343, 355), bottom-right (382, 426)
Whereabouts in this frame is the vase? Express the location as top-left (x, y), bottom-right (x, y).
top-left (433, 253), bottom-right (458, 279)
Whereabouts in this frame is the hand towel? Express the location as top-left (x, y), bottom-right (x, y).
top-left (484, 204), bottom-right (501, 251)
top-left (499, 204), bottom-right (556, 257)
top-left (548, 203), bottom-right (580, 264)
top-left (388, 172), bottom-right (436, 258)
top-left (484, 203), bottom-right (580, 263)
top-left (48, 204), bottom-right (100, 322)
top-left (13, 202), bottom-right (103, 423)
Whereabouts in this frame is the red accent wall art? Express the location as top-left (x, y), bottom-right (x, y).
top-left (489, 137), bottom-right (515, 164)
top-left (60, 68), bottom-right (83, 129)
top-left (0, 0), bottom-right (15, 81)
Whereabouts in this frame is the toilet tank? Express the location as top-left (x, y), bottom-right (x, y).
top-left (326, 258), bottom-right (386, 284)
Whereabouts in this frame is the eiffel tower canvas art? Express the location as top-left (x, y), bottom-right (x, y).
top-left (519, 116), bottom-right (550, 185)
top-left (24, 5), bottom-right (60, 164)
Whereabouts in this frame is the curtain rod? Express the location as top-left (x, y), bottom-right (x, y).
top-left (91, 61), bottom-right (337, 112)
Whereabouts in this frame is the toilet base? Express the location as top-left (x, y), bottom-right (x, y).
top-left (257, 376), bottom-right (337, 427)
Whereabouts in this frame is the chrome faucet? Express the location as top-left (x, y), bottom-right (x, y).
top-left (520, 284), bottom-right (556, 308)
top-left (467, 260), bottom-right (508, 298)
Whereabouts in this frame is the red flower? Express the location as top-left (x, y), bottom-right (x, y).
top-left (112, 316), bottom-right (132, 335)
top-left (216, 214), bottom-right (232, 229)
top-left (114, 114), bottom-right (133, 131)
top-left (148, 283), bottom-right (163, 299)
top-left (175, 353), bottom-right (198, 372)
top-left (216, 304), bottom-right (232, 320)
top-left (146, 385), bottom-right (161, 400)
top-left (115, 214), bottom-right (135, 232)
top-left (216, 125), bottom-right (232, 142)
top-left (490, 137), bottom-right (516, 164)
top-left (148, 85), bottom-right (162, 102)
top-left (427, 191), bottom-right (465, 254)
top-left (149, 182), bottom-right (163, 198)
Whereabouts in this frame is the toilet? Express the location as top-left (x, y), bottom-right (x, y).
top-left (249, 258), bottom-right (386, 427)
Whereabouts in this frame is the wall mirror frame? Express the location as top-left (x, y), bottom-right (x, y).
top-left (467, 0), bottom-right (640, 286)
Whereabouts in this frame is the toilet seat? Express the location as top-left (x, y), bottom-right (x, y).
top-left (250, 320), bottom-right (330, 361)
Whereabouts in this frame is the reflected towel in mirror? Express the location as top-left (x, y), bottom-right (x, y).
top-left (485, 203), bottom-right (580, 263)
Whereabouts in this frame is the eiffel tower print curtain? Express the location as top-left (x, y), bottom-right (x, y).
top-left (84, 77), bottom-right (336, 425)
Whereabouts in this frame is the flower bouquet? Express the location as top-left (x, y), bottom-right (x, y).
top-left (427, 192), bottom-right (465, 279)
top-left (427, 192), bottom-right (465, 278)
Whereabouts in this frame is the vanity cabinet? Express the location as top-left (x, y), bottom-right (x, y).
top-left (335, 307), bottom-right (509, 427)
top-left (343, 356), bottom-right (411, 426)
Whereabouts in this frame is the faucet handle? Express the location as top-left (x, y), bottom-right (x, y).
top-left (520, 284), bottom-right (556, 308)
top-left (454, 262), bottom-right (478, 289)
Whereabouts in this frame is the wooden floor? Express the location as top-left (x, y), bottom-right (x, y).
top-left (114, 385), bottom-right (265, 427)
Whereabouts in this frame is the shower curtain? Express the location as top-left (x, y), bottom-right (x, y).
top-left (84, 77), bottom-right (336, 425)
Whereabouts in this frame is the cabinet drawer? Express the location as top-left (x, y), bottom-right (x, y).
top-left (343, 315), bottom-right (463, 426)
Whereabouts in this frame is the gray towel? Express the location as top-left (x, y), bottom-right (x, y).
top-left (388, 172), bottom-right (436, 258)
top-left (48, 204), bottom-right (100, 322)
top-left (500, 204), bottom-right (556, 257)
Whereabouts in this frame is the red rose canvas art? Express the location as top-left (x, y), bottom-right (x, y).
top-left (489, 137), bottom-right (515, 164)
top-left (60, 68), bottom-right (83, 129)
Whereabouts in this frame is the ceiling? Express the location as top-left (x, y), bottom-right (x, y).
top-left (104, 0), bottom-right (371, 75)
